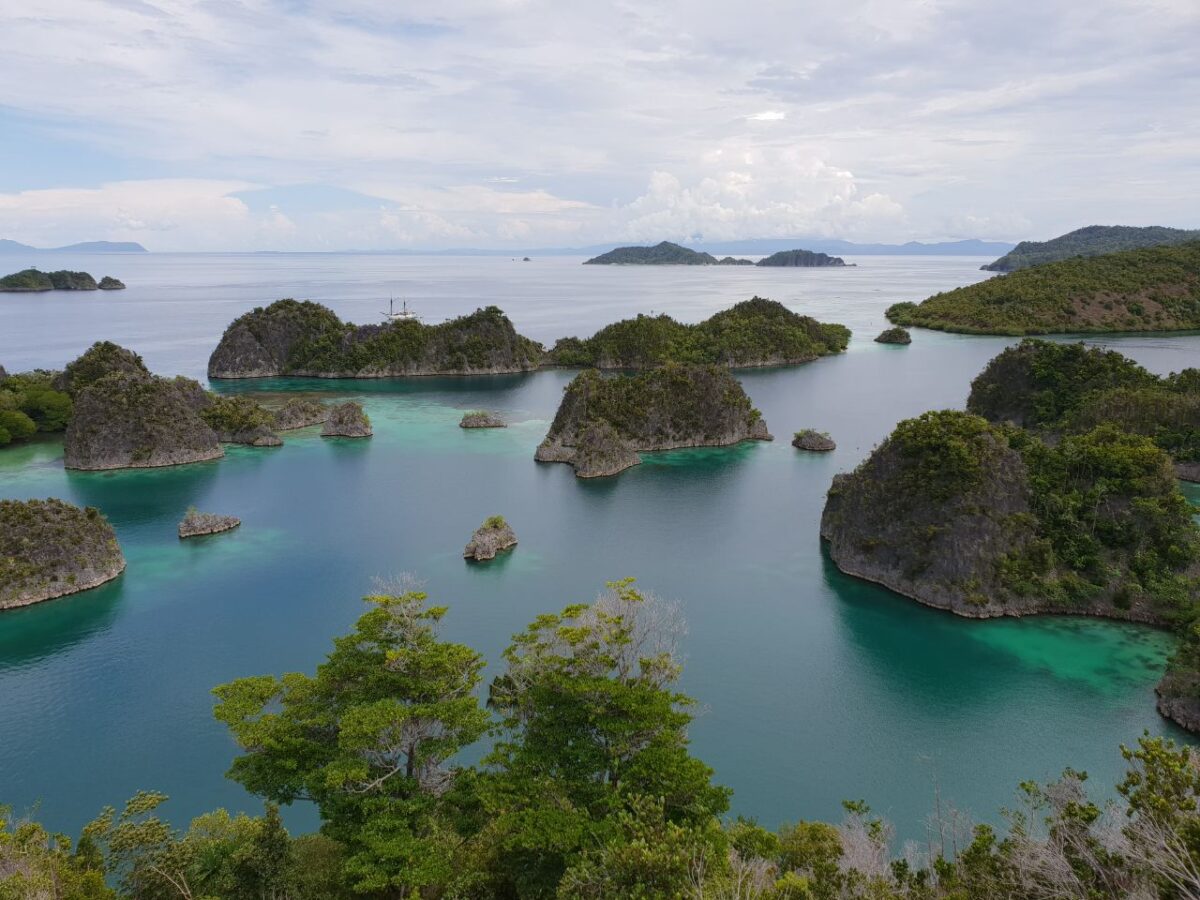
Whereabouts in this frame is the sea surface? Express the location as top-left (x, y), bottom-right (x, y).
top-left (1, 252), bottom-right (1198, 843)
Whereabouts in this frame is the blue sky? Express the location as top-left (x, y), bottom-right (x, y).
top-left (1, 0), bottom-right (1197, 251)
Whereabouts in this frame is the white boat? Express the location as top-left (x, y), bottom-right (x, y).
top-left (382, 298), bottom-right (420, 323)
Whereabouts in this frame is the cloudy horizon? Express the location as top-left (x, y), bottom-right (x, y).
top-left (2, 0), bottom-right (1197, 252)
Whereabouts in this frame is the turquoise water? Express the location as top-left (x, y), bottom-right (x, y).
top-left (1, 254), bottom-right (1198, 843)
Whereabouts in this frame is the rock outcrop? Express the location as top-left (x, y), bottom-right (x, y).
top-left (272, 397), bottom-right (330, 431)
top-left (64, 372), bottom-right (223, 470)
top-left (535, 365), bottom-right (771, 478)
top-left (178, 509), bottom-right (241, 538)
top-left (321, 401), bottom-right (372, 437)
top-left (199, 395), bottom-right (283, 446)
top-left (874, 327), bottom-right (911, 345)
top-left (55, 341), bottom-right (150, 396)
top-left (460, 410), bottom-right (506, 428)
top-left (98, 276), bottom-right (126, 290)
top-left (463, 515), bottom-right (518, 560)
top-left (0, 498), bottom-right (125, 609)
top-left (792, 430), bottom-right (835, 451)
top-left (207, 300), bottom-right (544, 379)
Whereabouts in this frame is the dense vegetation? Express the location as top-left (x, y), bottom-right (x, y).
top-left (208, 300), bottom-right (544, 378)
top-left (547, 297), bottom-right (850, 368)
top-left (756, 249), bottom-right (845, 267)
top-left (887, 242), bottom-right (1200, 334)
top-left (0, 268), bottom-right (116, 291)
top-left (984, 224), bottom-right (1200, 271)
top-left (0, 370), bottom-right (71, 446)
top-left (967, 340), bottom-right (1200, 468)
top-left (582, 241), bottom-right (753, 265)
top-left (8, 579), bottom-right (1200, 898)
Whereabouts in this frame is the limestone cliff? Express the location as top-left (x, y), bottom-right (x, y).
top-left (463, 516), bottom-right (518, 560)
top-left (321, 401), bottom-right (372, 437)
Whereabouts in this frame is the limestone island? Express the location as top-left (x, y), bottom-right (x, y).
top-left (820, 408), bottom-right (1200, 732)
top-left (536, 365), bottom-right (772, 478)
top-left (887, 241), bottom-right (1200, 335)
top-left (271, 397), bottom-right (331, 431)
top-left (547, 297), bottom-right (849, 369)
top-left (179, 508), bottom-right (241, 539)
top-left (582, 241), bottom-right (847, 267)
top-left (0, 268), bottom-right (125, 292)
top-left (874, 326), bottom-right (911, 344)
top-left (792, 430), bottom-right (835, 451)
top-left (756, 249), bottom-right (847, 267)
top-left (322, 401), bottom-right (372, 438)
top-left (982, 224), bottom-right (1200, 272)
top-left (967, 339), bottom-right (1200, 482)
top-left (460, 410), bottom-right (506, 428)
top-left (1, 498), bottom-right (125, 609)
top-left (463, 515), bottom-right (518, 561)
top-left (207, 300), bottom-right (543, 379)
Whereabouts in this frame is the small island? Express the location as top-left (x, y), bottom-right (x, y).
top-left (982, 224), bottom-right (1200, 272)
top-left (0, 268), bottom-right (126, 292)
top-left (546, 297), bottom-right (849, 369)
top-left (1, 498), bottom-right (125, 609)
top-left (460, 410), bottom-right (506, 428)
top-left (179, 508), bottom-right (241, 539)
top-left (321, 401), bottom-right (372, 438)
top-left (208, 300), bottom-right (544, 379)
top-left (200, 395), bottom-right (283, 446)
top-left (792, 430), bottom-right (835, 451)
top-left (535, 365), bottom-right (771, 478)
top-left (874, 326), bottom-right (911, 344)
top-left (886, 241), bottom-right (1200, 335)
top-left (271, 397), bottom-right (330, 431)
top-left (757, 249), bottom-right (846, 267)
top-left (582, 241), bottom-right (847, 267)
top-left (463, 514), bottom-right (518, 561)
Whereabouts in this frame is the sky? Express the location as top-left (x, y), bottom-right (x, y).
top-left (0, 0), bottom-right (1197, 251)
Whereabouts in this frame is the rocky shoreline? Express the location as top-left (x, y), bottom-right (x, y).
top-left (179, 510), bottom-right (241, 539)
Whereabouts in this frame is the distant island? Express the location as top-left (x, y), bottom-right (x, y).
top-left (546, 297), bottom-right (849, 369)
top-left (0, 268), bottom-right (126, 292)
top-left (535, 365), bottom-right (772, 477)
top-left (886, 241), bottom-right (1200, 335)
top-left (0, 239), bottom-right (146, 254)
top-left (208, 300), bottom-right (544, 379)
top-left (582, 241), bottom-right (846, 267)
top-left (982, 225), bottom-right (1200, 271)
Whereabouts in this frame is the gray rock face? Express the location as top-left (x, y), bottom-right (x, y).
top-left (792, 430), bottom-right (836, 451)
top-left (1175, 461), bottom-right (1200, 483)
top-left (463, 517), bottom-right (518, 560)
top-left (179, 510), bottom-right (241, 538)
top-left (321, 401), bottom-right (372, 438)
top-left (460, 411), bottom-right (506, 428)
top-left (207, 322), bottom-right (281, 378)
top-left (0, 499), bottom-right (126, 609)
top-left (273, 397), bottom-right (330, 431)
top-left (536, 421), bottom-right (643, 478)
top-left (64, 373), bottom-right (223, 470)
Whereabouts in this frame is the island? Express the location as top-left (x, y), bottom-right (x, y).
top-left (321, 401), bottom-right (372, 438)
top-left (886, 241), bottom-right (1200, 334)
top-left (874, 326), bottom-right (911, 344)
top-left (0, 268), bottom-right (126, 292)
top-left (207, 300), bottom-right (544, 379)
top-left (820, 409), bottom-right (1200, 731)
top-left (967, 339), bottom-right (1199, 480)
top-left (460, 410), bottom-right (506, 428)
top-left (1, 498), bottom-right (125, 609)
top-left (982, 225), bottom-right (1200, 272)
top-left (179, 508), bottom-right (241, 539)
top-left (546, 297), bottom-right (849, 369)
top-left (200, 395), bottom-right (283, 446)
top-left (463, 514), bottom-right (518, 561)
top-left (756, 249), bottom-right (846, 267)
top-left (792, 430), bottom-right (835, 451)
top-left (535, 365), bottom-right (772, 477)
top-left (271, 397), bottom-right (330, 431)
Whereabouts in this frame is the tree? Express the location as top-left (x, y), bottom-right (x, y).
top-left (213, 582), bottom-right (489, 896)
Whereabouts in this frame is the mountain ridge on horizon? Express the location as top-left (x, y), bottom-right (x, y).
top-left (0, 239), bottom-right (148, 254)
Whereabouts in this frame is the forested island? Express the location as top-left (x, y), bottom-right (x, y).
top-left (536, 365), bottom-right (771, 476)
top-left (582, 240), bottom-right (847, 267)
top-left (983, 224), bottom-right (1200, 271)
top-left (547, 297), bottom-right (849, 368)
top-left (0, 498), bottom-right (125, 608)
top-left (0, 268), bottom-right (125, 291)
top-left (887, 241), bottom-right (1200, 334)
top-left (208, 300), bottom-right (544, 378)
top-left (5, 578), bottom-right (1200, 899)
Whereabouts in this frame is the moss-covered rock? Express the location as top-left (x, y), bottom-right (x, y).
top-left (0, 498), bottom-right (125, 609)
top-left (272, 397), bottom-right (330, 431)
top-left (64, 372), bottom-right (223, 470)
top-left (547, 297), bottom-right (849, 369)
top-left (321, 401), bottom-right (372, 438)
top-left (463, 515), bottom-right (518, 560)
top-left (56, 341), bottom-right (151, 396)
top-left (460, 410), bottom-right (506, 428)
top-left (535, 365), bottom-right (771, 478)
top-left (199, 395), bottom-right (282, 446)
top-left (98, 276), bottom-right (126, 290)
top-left (179, 508), bottom-right (241, 538)
top-left (792, 430), bottom-right (835, 451)
top-left (208, 300), bottom-right (544, 378)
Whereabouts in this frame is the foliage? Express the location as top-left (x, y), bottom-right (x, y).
top-left (887, 241), bottom-right (1200, 334)
top-left (756, 249), bottom-right (845, 267)
top-left (548, 297), bottom-right (849, 368)
top-left (0, 371), bottom-right (72, 444)
top-left (984, 224), bottom-right (1200, 271)
top-left (582, 240), bottom-right (737, 265)
top-left (0, 806), bottom-right (112, 899)
top-left (199, 395), bottom-right (276, 436)
top-left (0, 268), bottom-right (53, 291)
top-left (483, 514), bottom-right (507, 529)
top-left (59, 342), bottom-right (150, 397)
